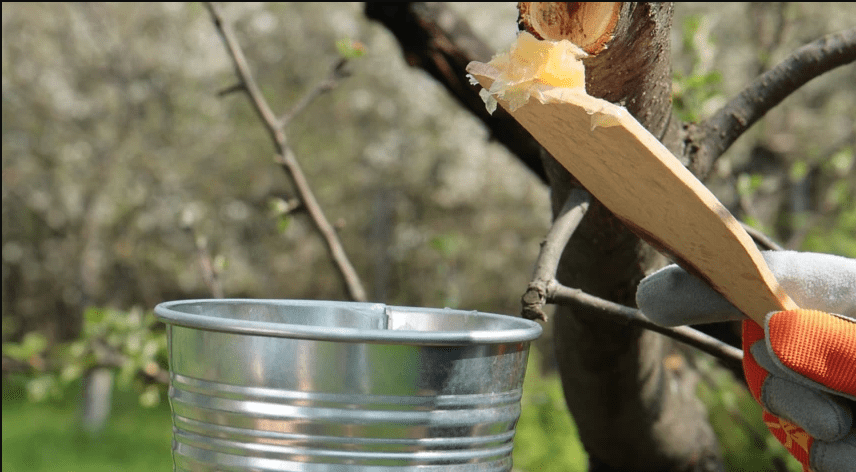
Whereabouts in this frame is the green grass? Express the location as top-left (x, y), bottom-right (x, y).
top-left (695, 359), bottom-right (801, 472)
top-left (2, 376), bottom-right (173, 472)
top-left (513, 347), bottom-right (587, 471)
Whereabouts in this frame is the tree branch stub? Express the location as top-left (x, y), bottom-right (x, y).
top-left (518, 2), bottom-right (621, 55)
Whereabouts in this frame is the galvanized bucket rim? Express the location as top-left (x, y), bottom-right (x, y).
top-left (154, 298), bottom-right (541, 345)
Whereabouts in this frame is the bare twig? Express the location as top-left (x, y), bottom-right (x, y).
top-left (205, 2), bottom-right (367, 302)
top-left (522, 188), bottom-right (590, 321)
top-left (217, 82), bottom-right (245, 97)
top-left (181, 206), bottom-right (224, 298)
top-left (550, 283), bottom-right (743, 371)
top-left (280, 59), bottom-right (349, 127)
top-left (193, 234), bottom-right (224, 299)
top-left (688, 28), bottom-right (856, 177)
top-left (740, 222), bottom-right (783, 251)
top-left (519, 188), bottom-right (742, 368)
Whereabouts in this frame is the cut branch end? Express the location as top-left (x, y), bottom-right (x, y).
top-left (518, 2), bottom-right (621, 54)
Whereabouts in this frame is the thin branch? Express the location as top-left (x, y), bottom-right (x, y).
top-left (280, 59), bottom-right (349, 127)
top-left (181, 207), bottom-right (224, 298)
top-left (740, 222), bottom-right (783, 251)
top-left (193, 234), bottom-right (224, 299)
top-left (205, 2), bottom-right (367, 302)
top-left (518, 188), bottom-right (741, 368)
top-left (550, 283), bottom-right (744, 371)
top-left (688, 28), bottom-right (856, 177)
top-left (522, 188), bottom-right (591, 321)
top-left (217, 82), bottom-right (245, 97)
top-left (205, 3), bottom-right (279, 141)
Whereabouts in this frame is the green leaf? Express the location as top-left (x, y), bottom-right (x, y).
top-left (1, 343), bottom-right (26, 361)
top-left (682, 15), bottom-right (703, 51)
top-left (141, 339), bottom-right (160, 359)
top-left (117, 358), bottom-right (137, 387)
top-left (789, 160), bottom-right (808, 181)
top-left (335, 38), bottom-right (366, 59)
top-left (84, 307), bottom-right (107, 325)
top-left (139, 385), bottom-right (161, 408)
top-left (828, 146), bottom-right (853, 175)
top-left (742, 215), bottom-right (761, 230)
top-left (60, 363), bottom-right (83, 383)
top-left (277, 215), bottom-right (292, 233)
top-left (214, 254), bottom-right (227, 272)
top-left (268, 197), bottom-right (289, 216)
top-left (737, 173), bottom-right (764, 197)
top-left (429, 233), bottom-right (461, 258)
top-left (126, 332), bottom-right (143, 355)
top-left (26, 375), bottom-right (57, 402)
top-left (2, 332), bottom-right (49, 361)
top-left (67, 340), bottom-right (87, 358)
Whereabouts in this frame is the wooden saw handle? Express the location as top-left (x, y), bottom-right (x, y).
top-left (468, 64), bottom-right (798, 324)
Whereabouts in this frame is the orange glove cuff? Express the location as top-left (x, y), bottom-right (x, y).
top-left (763, 411), bottom-right (814, 468)
top-left (744, 320), bottom-right (816, 471)
top-left (768, 309), bottom-right (856, 396)
top-left (742, 320), bottom-right (767, 400)
top-left (743, 310), bottom-right (856, 472)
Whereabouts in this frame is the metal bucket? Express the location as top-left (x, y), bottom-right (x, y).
top-left (154, 299), bottom-right (542, 471)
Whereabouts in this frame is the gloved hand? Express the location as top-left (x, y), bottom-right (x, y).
top-left (636, 250), bottom-right (856, 472)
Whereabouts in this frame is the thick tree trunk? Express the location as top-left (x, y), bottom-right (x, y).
top-left (522, 4), bottom-right (721, 470)
top-left (368, 3), bottom-right (722, 471)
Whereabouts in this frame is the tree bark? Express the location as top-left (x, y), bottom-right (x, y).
top-left (370, 3), bottom-right (855, 471)
top-left (524, 4), bottom-right (721, 470)
top-left (365, 2), bottom-right (548, 183)
top-left (369, 3), bottom-right (721, 471)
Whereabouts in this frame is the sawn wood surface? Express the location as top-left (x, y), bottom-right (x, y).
top-left (468, 64), bottom-right (799, 323)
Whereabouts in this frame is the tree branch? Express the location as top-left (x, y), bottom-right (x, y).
top-left (279, 58), bottom-right (350, 128)
top-left (549, 284), bottom-right (743, 372)
top-left (205, 2), bottom-right (367, 302)
top-left (522, 188), bottom-right (590, 321)
top-left (520, 188), bottom-right (742, 369)
top-left (741, 222), bottom-right (783, 251)
top-left (364, 3), bottom-right (548, 182)
top-left (193, 234), bottom-right (224, 299)
top-left (688, 27), bottom-right (856, 177)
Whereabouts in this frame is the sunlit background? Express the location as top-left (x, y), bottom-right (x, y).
top-left (3, 3), bottom-right (854, 471)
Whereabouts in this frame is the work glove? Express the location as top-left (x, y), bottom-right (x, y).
top-left (636, 250), bottom-right (856, 472)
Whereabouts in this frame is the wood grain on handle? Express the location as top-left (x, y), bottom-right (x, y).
top-left (468, 66), bottom-right (798, 324)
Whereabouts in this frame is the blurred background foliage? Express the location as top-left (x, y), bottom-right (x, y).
top-left (2, 3), bottom-right (853, 471)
